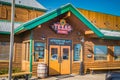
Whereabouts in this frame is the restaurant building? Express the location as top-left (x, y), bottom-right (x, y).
top-left (0, 0), bottom-right (120, 77)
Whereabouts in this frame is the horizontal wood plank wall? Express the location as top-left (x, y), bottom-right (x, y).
top-left (0, 35), bottom-right (23, 70)
top-left (84, 38), bottom-right (120, 73)
top-left (0, 5), bottom-right (45, 22)
top-left (72, 63), bottom-right (80, 74)
top-left (78, 8), bottom-right (120, 31)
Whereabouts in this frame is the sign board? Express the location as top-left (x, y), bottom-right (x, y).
top-left (50, 19), bottom-right (72, 34)
top-left (49, 38), bottom-right (72, 46)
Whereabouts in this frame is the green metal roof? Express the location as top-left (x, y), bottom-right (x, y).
top-left (1, 3), bottom-right (120, 40)
top-left (0, 20), bottom-right (22, 35)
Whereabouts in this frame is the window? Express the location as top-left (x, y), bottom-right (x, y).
top-left (51, 48), bottom-right (58, 60)
top-left (74, 44), bottom-right (81, 61)
top-left (34, 42), bottom-right (45, 61)
top-left (23, 42), bottom-right (30, 61)
top-left (94, 45), bottom-right (107, 60)
top-left (0, 42), bottom-right (10, 60)
top-left (63, 48), bottom-right (69, 60)
top-left (114, 46), bottom-right (120, 60)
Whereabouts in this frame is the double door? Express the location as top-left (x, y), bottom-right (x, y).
top-left (49, 45), bottom-right (70, 75)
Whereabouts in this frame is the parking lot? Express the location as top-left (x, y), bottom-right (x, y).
top-left (41, 73), bottom-right (106, 80)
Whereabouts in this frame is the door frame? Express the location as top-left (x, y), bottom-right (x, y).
top-left (48, 45), bottom-right (72, 75)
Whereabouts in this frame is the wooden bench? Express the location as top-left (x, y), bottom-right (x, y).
top-left (89, 67), bottom-right (120, 74)
top-left (0, 72), bottom-right (32, 80)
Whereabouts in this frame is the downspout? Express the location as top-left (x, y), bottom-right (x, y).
top-left (30, 31), bottom-right (33, 74)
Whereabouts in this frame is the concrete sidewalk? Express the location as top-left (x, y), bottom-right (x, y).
top-left (41, 74), bottom-right (106, 80)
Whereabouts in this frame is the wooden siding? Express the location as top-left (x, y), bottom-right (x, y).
top-left (72, 63), bottom-right (80, 74)
top-left (0, 34), bottom-right (23, 71)
top-left (78, 8), bottom-right (120, 31)
top-left (0, 5), bottom-right (45, 22)
top-left (84, 38), bottom-right (120, 73)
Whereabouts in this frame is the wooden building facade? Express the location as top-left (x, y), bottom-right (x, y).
top-left (0, 3), bottom-right (120, 77)
top-left (0, 0), bottom-right (46, 74)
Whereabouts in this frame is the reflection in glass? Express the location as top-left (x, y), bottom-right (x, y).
top-left (63, 48), bottom-right (69, 60)
top-left (74, 44), bottom-right (81, 61)
top-left (34, 42), bottom-right (45, 61)
top-left (94, 45), bottom-right (107, 60)
top-left (114, 46), bottom-right (120, 60)
top-left (51, 48), bottom-right (58, 60)
top-left (39, 51), bottom-right (44, 58)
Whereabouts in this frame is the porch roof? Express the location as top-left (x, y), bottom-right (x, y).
top-left (0, 3), bottom-right (120, 40)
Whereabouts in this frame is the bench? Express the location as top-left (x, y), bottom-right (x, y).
top-left (89, 67), bottom-right (120, 74)
top-left (0, 72), bottom-right (32, 80)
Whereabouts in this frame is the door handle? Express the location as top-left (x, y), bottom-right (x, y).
top-left (58, 57), bottom-right (62, 63)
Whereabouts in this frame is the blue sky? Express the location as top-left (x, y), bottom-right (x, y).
top-left (37, 0), bottom-right (120, 16)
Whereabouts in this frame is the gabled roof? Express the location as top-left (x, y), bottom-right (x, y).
top-left (0, 20), bottom-right (22, 34)
top-left (14, 3), bottom-right (102, 36)
top-left (1, 3), bottom-right (120, 40)
top-left (14, 3), bottom-right (120, 40)
top-left (0, 0), bottom-right (47, 11)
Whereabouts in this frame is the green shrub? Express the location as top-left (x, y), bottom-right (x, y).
top-left (0, 67), bottom-right (21, 75)
top-left (0, 68), bottom-right (8, 75)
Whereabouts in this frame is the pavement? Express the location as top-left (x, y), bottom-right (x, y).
top-left (40, 73), bottom-right (106, 80)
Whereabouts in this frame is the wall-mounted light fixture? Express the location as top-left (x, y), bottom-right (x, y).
top-left (77, 32), bottom-right (81, 36)
top-left (38, 25), bottom-right (41, 28)
top-left (41, 34), bottom-right (46, 40)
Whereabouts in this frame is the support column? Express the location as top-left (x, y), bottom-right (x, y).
top-left (30, 31), bottom-right (33, 74)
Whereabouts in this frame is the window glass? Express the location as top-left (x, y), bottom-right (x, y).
top-left (94, 45), bottom-right (107, 60)
top-left (74, 44), bottom-right (81, 61)
top-left (51, 48), bottom-right (58, 60)
top-left (114, 46), bottom-right (120, 60)
top-left (34, 42), bottom-right (45, 61)
top-left (63, 48), bottom-right (69, 60)
top-left (0, 42), bottom-right (10, 60)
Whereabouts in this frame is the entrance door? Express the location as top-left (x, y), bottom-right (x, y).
top-left (49, 45), bottom-right (70, 75)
